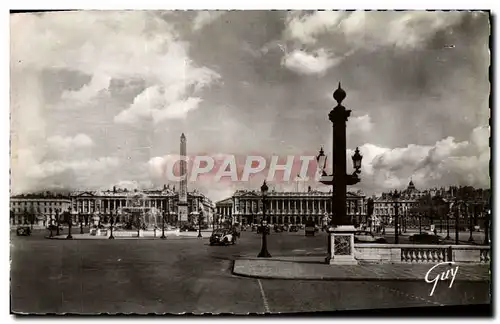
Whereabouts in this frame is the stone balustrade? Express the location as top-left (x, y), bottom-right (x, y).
top-left (354, 244), bottom-right (490, 264)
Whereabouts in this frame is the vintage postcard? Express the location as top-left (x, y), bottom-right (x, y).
top-left (9, 10), bottom-right (491, 315)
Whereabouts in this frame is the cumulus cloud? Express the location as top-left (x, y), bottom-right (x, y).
top-left (11, 11), bottom-right (220, 118)
top-left (114, 85), bottom-right (205, 124)
top-left (280, 11), bottom-right (471, 73)
top-left (348, 114), bottom-right (374, 134)
top-left (192, 11), bottom-right (226, 31)
top-left (47, 134), bottom-right (93, 151)
top-left (350, 125), bottom-right (490, 193)
top-left (284, 11), bottom-right (345, 45)
top-left (284, 11), bottom-right (466, 51)
top-left (60, 74), bottom-right (111, 104)
top-left (282, 49), bottom-right (340, 75)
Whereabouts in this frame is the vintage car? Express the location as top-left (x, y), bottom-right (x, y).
top-left (289, 225), bottom-right (299, 232)
top-left (180, 224), bottom-right (197, 232)
top-left (273, 224), bottom-right (284, 233)
top-left (354, 230), bottom-right (387, 243)
top-left (305, 221), bottom-right (316, 236)
top-left (16, 226), bottom-right (31, 236)
top-left (409, 232), bottom-right (442, 244)
top-left (210, 229), bottom-right (237, 246)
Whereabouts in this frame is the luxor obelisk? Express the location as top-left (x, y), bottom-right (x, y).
top-left (178, 133), bottom-right (189, 226)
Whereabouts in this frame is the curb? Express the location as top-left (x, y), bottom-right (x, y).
top-left (232, 262), bottom-right (490, 283)
top-left (231, 268), bottom-right (490, 282)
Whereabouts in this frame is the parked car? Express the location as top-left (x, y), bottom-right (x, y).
top-left (289, 225), bottom-right (299, 232)
top-left (409, 232), bottom-right (442, 244)
top-left (273, 224), bottom-right (284, 233)
top-left (210, 228), bottom-right (237, 246)
top-left (354, 230), bottom-right (387, 243)
top-left (305, 221), bottom-right (316, 236)
top-left (16, 226), bottom-right (31, 236)
top-left (180, 225), bottom-right (197, 232)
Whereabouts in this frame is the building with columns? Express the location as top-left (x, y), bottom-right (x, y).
top-left (10, 192), bottom-right (71, 226)
top-left (216, 188), bottom-right (366, 226)
top-left (10, 185), bottom-right (214, 227)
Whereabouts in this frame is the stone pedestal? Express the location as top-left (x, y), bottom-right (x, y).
top-left (138, 229), bottom-right (144, 237)
top-left (325, 225), bottom-right (358, 265)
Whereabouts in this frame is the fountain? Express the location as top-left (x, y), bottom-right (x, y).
top-left (88, 190), bottom-right (179, 238)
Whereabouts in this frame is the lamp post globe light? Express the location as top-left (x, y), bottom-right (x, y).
top-left (198, 211), bottom-right (203, 238)
top-left (55, 208), bottom-right (60, 236)
top-left (258, 180), bottom-right (271, 258)
top-left (391, 190), bottom-right (400, 244)
top-left (468, 203), bottom-right (475, 243)
top-left (161, 210), bottom-right (166, 239)
top-left (109, 210), bottom-right (115, 239)
top-left (66, 207), bottom-right (73, 239)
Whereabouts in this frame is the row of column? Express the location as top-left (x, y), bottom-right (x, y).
top-left (73, 198), bottom-right (176, 213)
top-left (244, 215), bottom-right (323, 225)
top-left (234, 199), bottom-right (364, 215)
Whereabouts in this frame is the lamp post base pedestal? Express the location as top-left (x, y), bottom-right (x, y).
top-left (325, 225), bottom-right (358, 265)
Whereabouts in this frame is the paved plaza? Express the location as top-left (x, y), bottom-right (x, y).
top-left (11, 228), bottom-right (491, 314)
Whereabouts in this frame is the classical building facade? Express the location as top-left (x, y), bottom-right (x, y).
top-left (372, 180), bottom-right (491, 229)
top-left (216, 188), bottom-right (366, 226)
top-left (373, 180), bottom-right (422, 227)
top-left (10, 185), bottom-right (214, 227)
top-left (10, 193), bottom-right (71, 226)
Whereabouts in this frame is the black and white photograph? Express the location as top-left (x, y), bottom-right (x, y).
top-left (9, 8), bottom-right (492, 316)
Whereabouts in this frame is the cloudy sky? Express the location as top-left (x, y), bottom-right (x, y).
top-left (10, 10), bottom-right (490, 202)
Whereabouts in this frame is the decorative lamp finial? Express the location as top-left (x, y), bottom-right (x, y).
top-left (333, 82), bottom-right (346, 104)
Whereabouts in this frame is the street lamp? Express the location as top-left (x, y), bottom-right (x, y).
top-left (484, 207), bottom-right (490, 245)
top-left (198, 211), bottom-right (203, 238)
top-left (468, 203), bottom-right (474, 243)
top-left (391, 190), bottom-right (400, 244)
top-left (161, 210), bottom-right (166, 239)
top-left (56, 208), bottom-right (60, 236)
top-left (258, 180), bottom-right (271, 258)
top-left (66, 207), bottom-right (73, 239)
top-left (352, 147), bottom-right (362, 174)
top-left (79, 212), bottom-right (84, 234)
top-left (455, 203), bottom-right (460, 245)
top-left (445, 209), bottom-right (451, 240)
top-left (109, 210), bottom-right (115, 239)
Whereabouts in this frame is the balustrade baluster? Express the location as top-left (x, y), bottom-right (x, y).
top-left (411, 250), bottom-right (417, 263)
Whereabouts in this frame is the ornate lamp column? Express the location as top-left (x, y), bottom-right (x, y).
top-left (484, 207), bottom-right (490, 245)
top-left (391, 191), bottom-right (400, 244)
top-left (66, 207), bottom-right (73, 239)
top-left (468, 203), bottom-right (474, 243)
top-left (109, 210), bottom-right (115, 239)
top-left (79, 211), bottom-right (84, 234)
top-left (198, 211), bottom-right (203, 238)
top-left (161, 211), bottom-right (166, 239)
top-left (455, 202), bottom-right (461, 245)
top-left (318, 83), bottom-right (362, 265)
top-left (55, 208), bottom-right (60, 236)
top-left (258, 181), bottom-right (271, 258)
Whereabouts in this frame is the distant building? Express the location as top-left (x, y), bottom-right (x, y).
top-left (373, 179), bottom-right (423, 226)
top-left (216, 188), bottom-right (366, 226)
top-left (10, 192), bottom-right (71, 226)
top-left (10, 185), bottom-right (214, 227)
